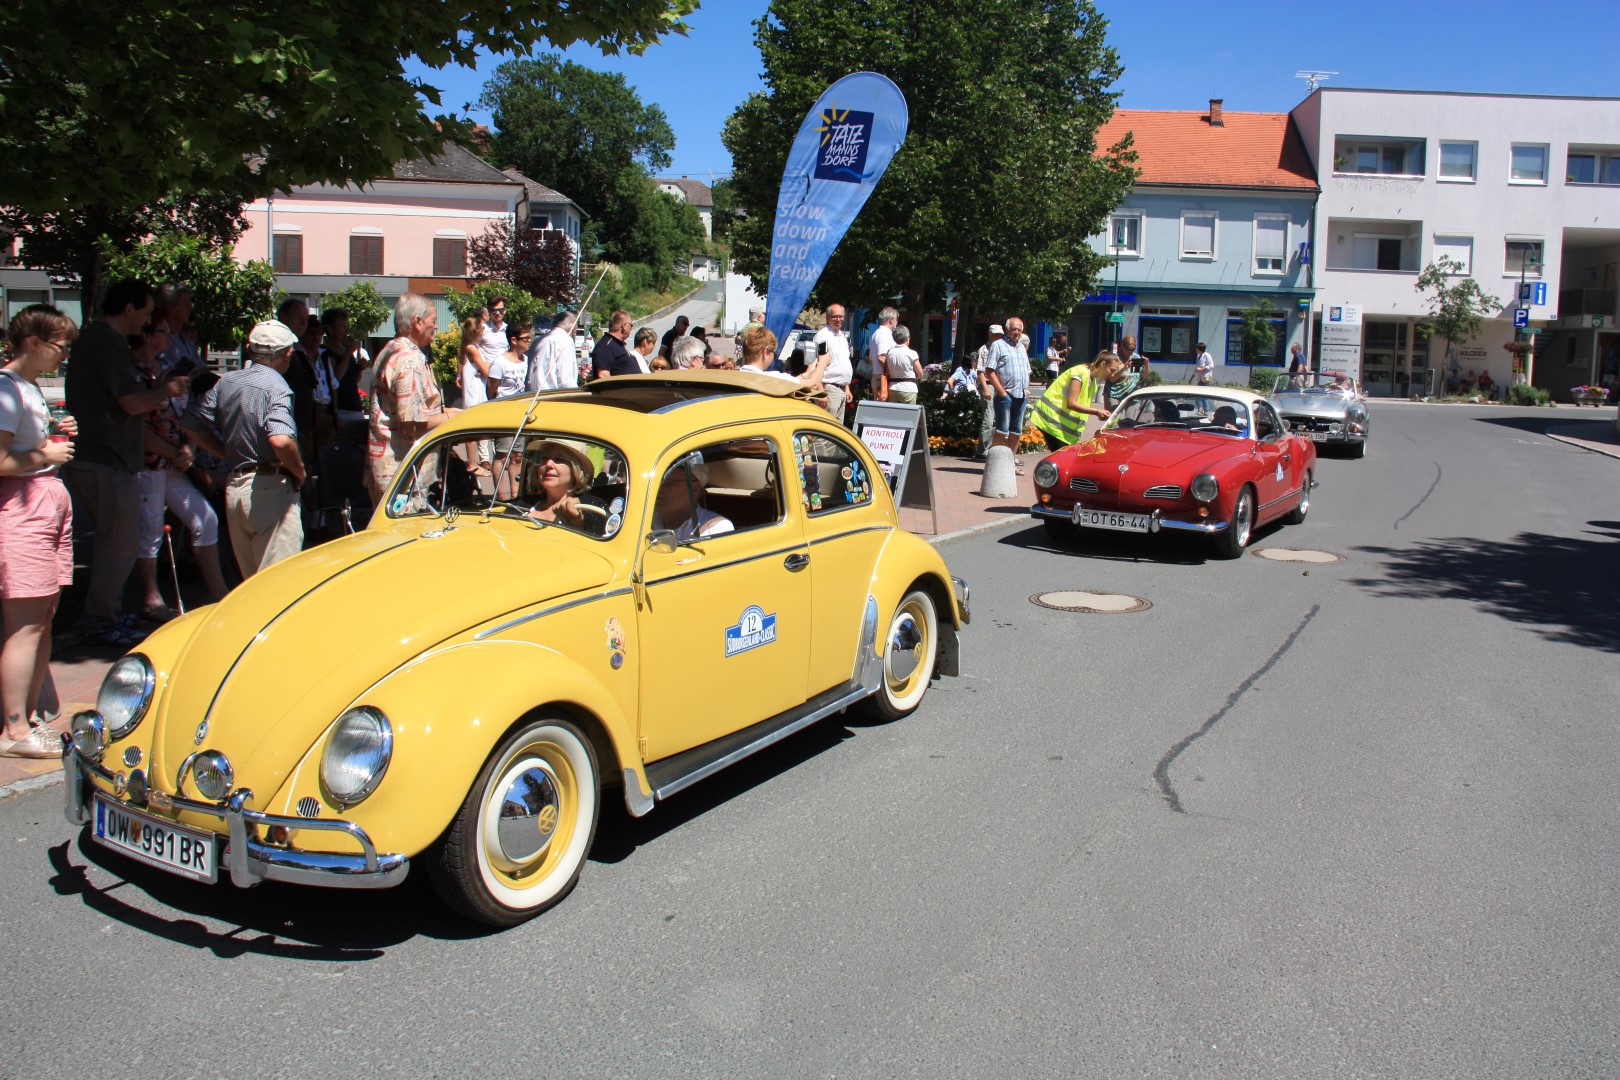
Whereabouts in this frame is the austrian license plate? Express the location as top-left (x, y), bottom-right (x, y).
top-left (1072, 505), bottom-right (1152, 532)
top-left (1298, 430), bottom-right (1328, 442)
top-left (92, 794), bottom-right (217, 883)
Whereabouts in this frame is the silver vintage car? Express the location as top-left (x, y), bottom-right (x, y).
top-left (1270, 371), bottom-right (1370, 457)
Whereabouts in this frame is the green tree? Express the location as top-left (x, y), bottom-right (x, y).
top-left (480, 56), bottom-right (676, 261)
top-left (443, 282), bottom-right (547, 336)
top-left (319, 281), bottom-right (391, 339)
top-left (614, 182), bottom-right (706, 287)
top-left (1236, 297), bottom-right (1279, 374)
top-left (1415, 256), bottom-right (1501, 382)
top-left (98, 231), bottom-right (275, 349)
top-left (722, 0), bottom-right (1136, 356)
top-left (710, 177), bottom-right (740, 243)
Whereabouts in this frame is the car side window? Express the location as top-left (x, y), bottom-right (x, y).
top-left (793, 431), bottom-right (874, 514)
top-left (1254, 403), bottom-right (1280, 440)
top-left (653, 437), bottom-right (781, 541)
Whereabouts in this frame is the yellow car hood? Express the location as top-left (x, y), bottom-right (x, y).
top-left (150, 521), bottom-right (613, 798)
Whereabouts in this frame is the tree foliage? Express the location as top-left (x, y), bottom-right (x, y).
top-left (468, 216), bottom-right (581, 303)
top-left (0, 1), bottom-right (696, 215)
top-left (97, 231), bottom-right (275, 349)
top-left (443, 281), bottom-right (548, 336)
top-left (318, 281), bottom-right (391, 338)
top-left (722, 0), bottom-right (1136, 325)
top-left (480, 55), bottom-right (678, 264)
top-left (1236, 297), bottom-right (1279, 369)
top-left (1415, 256), bottom-right (1501, 358)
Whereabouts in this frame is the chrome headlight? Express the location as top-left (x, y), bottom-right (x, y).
top-left (97, 655), bottom-right (154, 740)
top-left (1033, 460), bottom-right (1059, 489)
top-left (192, 750), bottom-right (235, 801)
top-left (321, 707), bottom-right (393, 805)
top-left (1190, 474), bottom-right (1219, 503)
top-left (70, 711), bottom-right (106, 760)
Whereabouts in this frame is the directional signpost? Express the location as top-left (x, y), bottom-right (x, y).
top-left (1513, 307), bottom-right (1530, 329)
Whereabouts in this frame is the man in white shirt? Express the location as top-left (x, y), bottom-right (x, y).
top-left (479, 295), bottom-right (510, 373)
top-left (971, 325), bottom-right (1003, 458)
top-left (808, 304), bottom-right (854, 422)
top-left (864, 306), bottom-right (898, 382)
top-left (1193, 342), bottom-right (1214, 385)
top-left (881, 325), bottom-right (921, 403)
top-left (526, 309), bottom-right (579, 393)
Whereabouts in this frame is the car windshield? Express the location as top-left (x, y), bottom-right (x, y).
top-left (1106, 393), bottom-right (1252, 436)
top-left (387, 431), bottom-right (629, 540)
top-left (1284, 372), bottom-right (1358, 395)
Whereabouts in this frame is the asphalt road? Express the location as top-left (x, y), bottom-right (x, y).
top-left (3, 403), bottom-right (1615, 1078)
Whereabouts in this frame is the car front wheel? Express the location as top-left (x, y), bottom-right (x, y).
top-left (430, 717), bottom-right (600, 927)
top-left (858, 589), bottom-right (939, 722)
top-left (1214, 485), bottom-right (1255, 560)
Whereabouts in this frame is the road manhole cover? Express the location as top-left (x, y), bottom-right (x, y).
top-left (1250, 547), bottom-right (1344, 564)
top-left (1030, 590), bottom-right (1152, 614)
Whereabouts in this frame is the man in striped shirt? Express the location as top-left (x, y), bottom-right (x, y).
top-left (182, 321), bottom-right (307, 577)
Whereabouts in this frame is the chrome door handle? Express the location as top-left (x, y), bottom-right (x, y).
top-left (784, 552), bottom-right (810, 571)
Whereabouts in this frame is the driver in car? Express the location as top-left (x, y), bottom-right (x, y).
top-left (523, 439), bottom-right (606, 534)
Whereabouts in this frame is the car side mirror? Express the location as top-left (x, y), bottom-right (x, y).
top-left (646, 529), bottom-right (679, 554)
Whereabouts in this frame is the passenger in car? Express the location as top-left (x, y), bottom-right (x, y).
top-left (1211, 405), bottom-right (1241, 430)
top-left (523, 439), bottom-right (606, 535)
top-left (654, 454), bottom-right (733, 542)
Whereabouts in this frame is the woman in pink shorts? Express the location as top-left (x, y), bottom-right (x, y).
top-left (0, 305), bottom-right (79, 758)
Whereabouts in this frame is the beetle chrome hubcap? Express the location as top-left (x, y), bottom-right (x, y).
top-left (887, 613), bottom-right (922, 684)
top-left (495, 766), bottom-right (561, 867)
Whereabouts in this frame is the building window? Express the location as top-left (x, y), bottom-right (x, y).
top-left (271, 234), bottom-right (303, 274)
top-left (1433, 235), bottom-right (1473, 275)
top-left (1108, 213), bottom-right (1142, 257)
top-left (1334, 139), bottom-right (1424, 176)
top-left (433, 238), bottom-right (467, 277)
top-left (1225, 310), bottom-right (1287, 367)
top-left (531, 213), bottom-right (552, 231)
top-left (1352, 234), bottom-right (1406, 272)
top-left (1566, 149), bottom-right (1620, 185)
top-left (1505, 239), bottom-right (1543, 278)
top-left (349, 234), bottom-right (384, 275)
top-left (1253, 215), bottom-right (1288, 274)
top-left (1137, 307), bottom-right (1198, 361)
top-left (1509, 144), bottom-right (1548, 184)
top-left (1180, 212), bottom-right (1216, 259)
top-left (1438, 141), bottom-right (1476, 181)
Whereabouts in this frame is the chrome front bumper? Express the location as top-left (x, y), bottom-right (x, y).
top-left (1030, 505), bottom-right (1229, 535)
top-left (63, 735), bottom-right (408, 891)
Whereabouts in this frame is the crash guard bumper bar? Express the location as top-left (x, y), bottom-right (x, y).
top-left (63, 732), bottom-right (408, 891)
top-left (1029, 505), bottom-right (1228, 535)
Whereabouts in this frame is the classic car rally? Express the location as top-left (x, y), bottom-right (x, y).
top-left (2, 0), bottom-right (1616, 1075)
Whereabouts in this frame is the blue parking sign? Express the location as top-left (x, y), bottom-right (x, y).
top-left (1513, 307), bottom-right (1530, 328)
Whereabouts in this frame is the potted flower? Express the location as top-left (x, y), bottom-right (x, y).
top-left (1570, 384), bottom-right (1607, 406)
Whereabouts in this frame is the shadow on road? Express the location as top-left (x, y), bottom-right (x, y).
top-left (997, 515), bottom-right (1287, 564)
top-left (1350, 521), bottom-right (1620, 654)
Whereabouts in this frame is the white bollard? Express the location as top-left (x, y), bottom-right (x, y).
top-left (979, 444), bottom-right (1020, 499)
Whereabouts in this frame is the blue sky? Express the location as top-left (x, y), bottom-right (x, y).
top-left (407, 0), bottom-right (1619, 181)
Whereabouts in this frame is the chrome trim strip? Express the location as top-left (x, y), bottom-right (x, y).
top-left (650, 684), bottom-right (875, 802)
top-left (475, 587), bottom-right (634, 640)
top-left (65, 741), bottom-right (407, 891)
top-left (643, 542), bottom-right (809, 588)
top-left (855, 595), bottom-right (882, 691)
top-left (621, 767), bottom-right (655, 818)
top-left (807, 524), bottom-right (892, 547)
top-left (203, 538), bottom-right (419, 726)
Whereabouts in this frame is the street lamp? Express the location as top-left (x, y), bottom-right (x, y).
top-left (1110, 221), bottom-right (1125, 350)
top-left (1513, 245), bottom-right (1542, 387)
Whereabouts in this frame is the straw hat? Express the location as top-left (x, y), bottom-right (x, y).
top-left (524, 438), bottom-right (595, 494)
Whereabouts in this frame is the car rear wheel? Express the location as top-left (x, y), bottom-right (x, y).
top-left (857, 589), bottom-right (939, 722)
top-left (430, 717), bottom-right (599, 927)
top-left (1284, 470), bottom-right (1312, 525)
top-left (1214, 485), bottom-right (1255, 560)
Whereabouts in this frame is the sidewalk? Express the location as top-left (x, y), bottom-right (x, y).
top-left (1547, 411), bottom-right (1620, 460)
top-left (1, 450), bottom-right (1033, 799)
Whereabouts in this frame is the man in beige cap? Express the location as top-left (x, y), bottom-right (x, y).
top-left (182, 320), bottom-right (307, 577)
top-left (971, 324), bottom-right (1005, 459)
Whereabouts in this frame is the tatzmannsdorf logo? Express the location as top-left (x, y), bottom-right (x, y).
top-left (813, 106), bottom-right (874, 183)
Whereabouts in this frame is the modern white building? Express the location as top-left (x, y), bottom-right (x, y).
top-left (1290, 88), bottom-right (1620, 399)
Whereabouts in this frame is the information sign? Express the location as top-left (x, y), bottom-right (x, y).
top-left (853, 401), bottom-right (936, 533)
top-left (1513, 307), bottom-right (1530, 328)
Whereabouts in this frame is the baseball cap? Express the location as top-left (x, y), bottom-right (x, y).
top-left (246, 320), bottom-right (298, 352)
top-left (989, 324), bottom-right (1004, 335)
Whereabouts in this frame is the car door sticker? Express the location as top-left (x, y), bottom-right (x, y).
top-left (725, 606), bottom-right (778, 657)
top-left (605, 616), bottom-right (626, 670)
top-left (1275, 462), bottom-right (1285, 482)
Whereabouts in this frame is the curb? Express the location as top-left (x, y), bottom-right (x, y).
top-left (926, 512), bottom-right (1030, 546)
top-left (1546, 425), bottom-right (1620, 461)
top-left (0, 768), bottom-right (64, 802)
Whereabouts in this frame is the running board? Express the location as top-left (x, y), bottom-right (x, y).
top-left (644, 682), bottom-right (873, 802)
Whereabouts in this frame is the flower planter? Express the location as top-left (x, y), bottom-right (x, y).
top-left (1571, 389), bottom-right (1608, 407)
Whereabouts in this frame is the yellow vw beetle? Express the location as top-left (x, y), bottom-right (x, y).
top-left (63, 372), bottom-right (969, 927)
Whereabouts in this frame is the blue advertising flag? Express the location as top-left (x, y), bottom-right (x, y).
top-left (765, 72), bottom-right (909, 350)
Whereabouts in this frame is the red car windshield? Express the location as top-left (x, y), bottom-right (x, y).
top-left (1107, 393), bottom-right (1251, 435)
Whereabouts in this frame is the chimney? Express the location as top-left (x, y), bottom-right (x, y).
top-left (1209, 99), bottom-right (1224, 127)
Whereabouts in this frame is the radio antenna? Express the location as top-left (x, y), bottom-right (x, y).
top-left (1295, 71), bottom-right (1338, 95)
